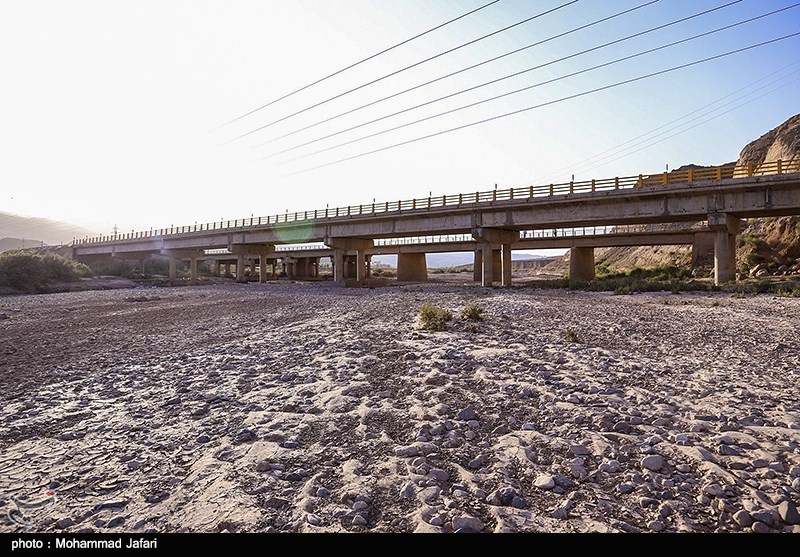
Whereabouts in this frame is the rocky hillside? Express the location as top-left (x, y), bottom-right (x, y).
top-left (544, 114), bottom-right (800, 277)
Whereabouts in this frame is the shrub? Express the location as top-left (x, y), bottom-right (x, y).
top-left (564, 328), bottom-right (579, 343)
top-left (461, 303), bottom-right (483, 321)
top-left (89, 258), bottom-right (135, 278)
top-left (418, 304), bottom-right (452, 331)
top-left (0, 252), bottom-right (91, 289)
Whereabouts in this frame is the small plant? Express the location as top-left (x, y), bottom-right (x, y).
top-left (461, 303), bottom-right (483, 321)
top-left (564, 328), bottom-right (579, 343)
top-left (418, 304), bottom-right (452, 331)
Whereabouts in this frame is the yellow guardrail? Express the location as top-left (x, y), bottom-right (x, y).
top-left (73, 158), bottom-right (799, 245)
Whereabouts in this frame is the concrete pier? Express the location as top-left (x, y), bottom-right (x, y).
top-left (569, 247), bottom-right (596, 282)
top-left (397, 253), bottom-right (428, 281)
top-left (709, 213), bottom-right (740, 284)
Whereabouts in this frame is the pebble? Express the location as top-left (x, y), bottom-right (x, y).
top-left (55, 517), bottom-right (75, 529)
top-left (452, 515), bottom-right (484, 533)
top-left (107, 516), bottom-right (125, 528)
top-left (751, 521), bottom-right (770, 533)
top-left (534, 475), bottom-right (555, 490)
top-left (778, 500), bottom-right (800, 525)
top-left (641, 455), bottom-right (664, 472)
top-left (751, 509), bottom-right (779, 527)
top-left (752, 458), bottom-right (769, 468)
top-left (570, 444), bottom-right (591, 456)
top-left (619, 483), bottom-right (635, 495)
top-left (264, 497), bottom-right (289, 508)
top-left (648, 520), bottom-right (665, 532)
top-left (733, 510), bottom-right (753, 528)
top-left (352, 514), bottom-right (367, 526)
top-left (316, 487), bottom-right (330, 498)
top-left (457, 407), bottom-right (477, 421)
top-left (353, 500), bottom-right (368, 511)
top-left (233, 429), bottom-right (257, 444)
top-left (306, 514), bottom-right (321, 526)
top-left (522, 422), bottom-right (536, 431)
top-left (196, 434), bottom-right (210, 443)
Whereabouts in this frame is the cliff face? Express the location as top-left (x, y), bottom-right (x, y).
top-left (737, 113), bottom-right (800, 168)
top-left (734, 113), bottom-right (800, 277)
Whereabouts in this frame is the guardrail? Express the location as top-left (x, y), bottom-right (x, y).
top-left (73, 158), bottom-right (797, 246)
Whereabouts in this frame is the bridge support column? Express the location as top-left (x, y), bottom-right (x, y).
top-left (501, 243), bottom-right (512, 287)
top-left (492, 249), bottom-right (502, 283)
top-left (139, 259), bottom-right (147, 278)
top-left (259, 253), bottom-right (267, 283)
top-left (692, 232), bottom-right (715, 268)
top-left (569, 247), bottom-right (595, 282)
top-left (190, 256), bottom-right (198, 283)
top-left (324, 237), bottom-right (375, 285)
top-left (709, 213), bottom-right (740, 284)
top-left (356, 250), bottom-right (367, 281)
top-left (236, 254), bottom-right (245, 283)
top-left (169, 257), bottom-right (177, 285)
top-left (397, 253), bottom-right (428, 281)
top-left (366, 255), bottom-right (372, 278)
top-left (472, 228), bottom-right (519, 287)
top-left (333, 249), bottom-right (345, 283)
top-left (473, 249), bottom-right (482, 282)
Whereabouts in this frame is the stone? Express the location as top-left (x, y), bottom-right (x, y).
top-left (570, 444), bottom-right (591, 456)
top-left (352, 514), bottom-right (367, 526)
top-left (778, 500), bottom-right (800, 525)
top-left (457, 407), bottom-right (477, 421)
top-left (264, 497), bottom-right (289, 508)
top-left (233, 429), bottom-right (257, 444)
top-left (399, 483), bottom-right (415, 499)
top-left (751, 509), bottom-right (779, 527)
top-left (751, 521), bottom-right (770, 533)
top-left (522, 422), bottom-right (536, 431)
top-left (733, 509), bottom-right (753, 528)
top-left (316, 487), bottom-right (330, 498)
top-left (306, 514), bottom-right (321, 526)
top-left (196, 434), bottom-right (210, 444)
top-left (534, 475), bottom-right (555, 490)
top-left (641, 455), bottom-right (665, 472)
top-left (452, 515), bottom-right (483, 533)
top-left (428, 468), bottom-right (449, 482)
top-left (55, 517), bottom-right (75, 529)
top-left (619, 483), bottom-right (635, 494)
top-left (511, 496), bottom-right (527, 509)
top-left (107, 516), bottom-right (125, 528)
top-left (752, 458), bottom-right (769, 468)
top-left (353, 500), bottom-right (368, 511)
top-left (648, 520), bottom-right (665, 532)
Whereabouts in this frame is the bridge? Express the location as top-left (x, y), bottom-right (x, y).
top-left (72, 159), bottom-right (800, 286)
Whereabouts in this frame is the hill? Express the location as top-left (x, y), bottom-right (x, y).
top-left (0, 211), bottom-right (98, 252)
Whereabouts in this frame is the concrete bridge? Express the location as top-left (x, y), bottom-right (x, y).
top-left (72, 160), bottom-right (800, 286)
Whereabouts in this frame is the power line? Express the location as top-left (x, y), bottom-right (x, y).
top-left (283, 31), bottom-right (800, 176)
top-left (253, 0), bottom-right (661, 149)
top-left (225, 0), bottom-right (580, 143)
top-left (538, 58), bottom-right (800, 182)
top-left (560, 73), bottom-right (800, 177)
top-left (212, 0), bottom-right (501, 131)
top-left (275, 2), bottom-right (795, 164)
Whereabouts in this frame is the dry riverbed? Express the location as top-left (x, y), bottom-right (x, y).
top-left (1, 281), bottom-right (799, 533)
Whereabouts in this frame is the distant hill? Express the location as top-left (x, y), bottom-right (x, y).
top-left (0, 211), bottom-right (98, 252)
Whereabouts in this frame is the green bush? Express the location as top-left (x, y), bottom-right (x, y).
top-left (745, 252), bottom-right (765, 266)
top-left (418, 304), bottom-right (452, 331)
top-left (564, 328), bottom-right (579, 343)
top-left (0, 252), bottom-right (91, 289)
top-left (89, 258), bottom-right (135, 278)
top-left (461, 303), bottom-right (483, 321)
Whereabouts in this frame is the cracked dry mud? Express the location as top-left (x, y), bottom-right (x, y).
top-left (1, 282), bottom-right (799, 533)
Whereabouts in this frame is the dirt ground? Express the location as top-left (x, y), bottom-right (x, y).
top-left (1, 279), bottom-right (799, 533)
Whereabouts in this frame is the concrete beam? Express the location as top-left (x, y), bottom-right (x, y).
top-left (324, 237), bottom-right (374, 251)
top-left (397, 253), bottom-right (428, 281)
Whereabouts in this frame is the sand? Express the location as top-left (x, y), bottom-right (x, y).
top-left (1, 281), bottom-right (799, 533)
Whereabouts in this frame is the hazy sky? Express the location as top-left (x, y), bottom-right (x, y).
top-left (2, 0), bottom-right (799, 240)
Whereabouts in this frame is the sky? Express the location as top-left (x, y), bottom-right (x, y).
top-left (1, 0), bottom-right (799, 246)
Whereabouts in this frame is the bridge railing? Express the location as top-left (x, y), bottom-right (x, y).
top-left (73, 159), bottom-right (797, 246)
